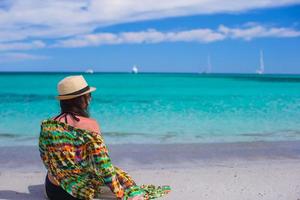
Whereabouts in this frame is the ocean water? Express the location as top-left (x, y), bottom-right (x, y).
top-left (1, 73), bottom-right (300, 146)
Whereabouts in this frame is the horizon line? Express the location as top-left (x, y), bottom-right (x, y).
top-left (0, 71), bottom-right (300, 76)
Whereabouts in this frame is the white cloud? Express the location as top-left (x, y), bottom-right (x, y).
top-left (0, 0), bottom-right (300, 43)
top-left (0, 40), bottom-right (46, 51)
top-left (0, 52), bottom-right (49, 63)
top-left (167, 29), bottom-right (225, 43)
top-left (54, 28), bottom-right (226, 47)
top-left (0, 24), bottom-right (299, 51)
top-left (55, 24), bottom-right (300, 48)
top-left (219, 25), bottom-right (300, 40)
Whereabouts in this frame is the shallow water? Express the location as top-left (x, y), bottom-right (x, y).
top-left (1, 73), bottom-right (300, 145)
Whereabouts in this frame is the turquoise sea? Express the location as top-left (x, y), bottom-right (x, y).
top-left (1, 73), bottom-right (300, 146)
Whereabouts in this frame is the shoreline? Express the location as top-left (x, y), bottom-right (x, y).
top-left (1, 140), bottom-right (300, 170)
top-left (1, 141), bottom-right (300, 199)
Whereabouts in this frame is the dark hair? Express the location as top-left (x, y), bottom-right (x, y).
top-left (59, 93), bottom-right (91, 118)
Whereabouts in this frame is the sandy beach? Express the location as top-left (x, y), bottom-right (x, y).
top-left (1, 141), bottom-right (300, 200)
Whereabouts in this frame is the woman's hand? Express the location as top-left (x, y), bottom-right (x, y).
top-left (126, 195), bottom-right (144, 200)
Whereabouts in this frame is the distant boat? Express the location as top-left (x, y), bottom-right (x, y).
top-left (202, 55), bottom-right (212, 74)
top-left (85, 69), bottom-right (94, 74)
top-left (256, 50), bottom-right (265, 74)
top-left (132, 65), bottom-right (138, 74)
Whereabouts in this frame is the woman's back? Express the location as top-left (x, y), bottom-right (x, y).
top-left (40, 118), bottom-right (106, 200)
top-left (52, 113), bottom-right (100, 134)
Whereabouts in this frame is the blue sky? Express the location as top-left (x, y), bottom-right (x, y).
top-left (0, 0), bottom-right (300, 73)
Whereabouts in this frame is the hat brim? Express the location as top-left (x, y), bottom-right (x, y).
top-left (56, 87), bottom-right (96, 100)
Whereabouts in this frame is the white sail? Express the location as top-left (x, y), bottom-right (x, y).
top-left (256, 50), bottom-right (265, 74)
top-left (202, 55), bottom-right (212, 74)
top-left (85, 68), bottom-right (94, 74)
top-left (132, 65), bottom-right (138, 74)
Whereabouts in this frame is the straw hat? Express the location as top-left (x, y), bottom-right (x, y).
top-left (56, 75), bottom-right (96, 100)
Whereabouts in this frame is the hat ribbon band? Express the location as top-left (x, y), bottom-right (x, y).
top-left (59, 86), bottom-right (90, 96)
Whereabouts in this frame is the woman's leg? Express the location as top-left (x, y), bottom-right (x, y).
top-left (45, 175), bottom-right (81, 200)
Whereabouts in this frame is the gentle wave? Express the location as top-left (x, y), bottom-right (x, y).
top-left (2, 129), bottom-right (300, 145)
top-left (0, 93), bottom-right (156, 104)
top-left (0, 133), bottom-right (20, 138)
top-left (0, 133), bottom-right (37, 141)
top-left (239, 130), bottom-right (300, 138)
top-left (0, 93), bottom-right (53, 103)
top-left (229, 76), bottom-right (300, 83)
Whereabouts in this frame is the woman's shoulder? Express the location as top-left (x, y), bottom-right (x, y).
top-left (77, 116), bottom-right (98, 125)
top-left (76, 116), bottom-right (100, 133)
top-left (48, 114), bottom-right (101, 133)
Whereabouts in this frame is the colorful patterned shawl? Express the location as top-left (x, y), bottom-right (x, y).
top-left (39, 119), bottom-right (171, 200)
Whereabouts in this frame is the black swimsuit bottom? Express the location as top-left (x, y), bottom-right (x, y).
top-left (45, 175), bottom-right (81, 200)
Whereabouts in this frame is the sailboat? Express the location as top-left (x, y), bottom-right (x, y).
top-left (202, 55), bottom-right (212, 74)
top-left (132, 65), bottom-right (138, 74)
top-left (256, 50), bottom-right (265, 74)
top-left (85, 68), bottom-right (94, 74)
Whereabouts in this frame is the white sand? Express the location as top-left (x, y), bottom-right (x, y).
top-left (1, 142), bottom-right (300, 200)
top-left (1, 159), bottom-right (300, 200)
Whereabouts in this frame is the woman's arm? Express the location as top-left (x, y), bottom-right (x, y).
top-left (87, 130), bottom-right (145, 199)
top-left (88, 139), bottom-right (124, 198)
top-left (86, 119), bottom-right (145, 199)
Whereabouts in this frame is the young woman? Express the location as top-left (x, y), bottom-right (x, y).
top-left (39, 75), bottom-right (170, 200)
